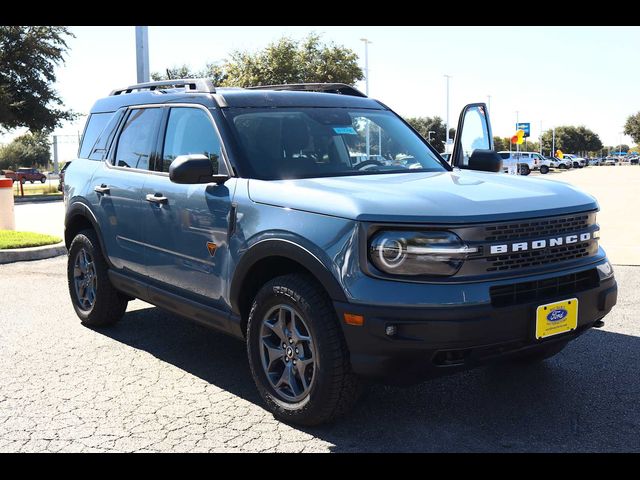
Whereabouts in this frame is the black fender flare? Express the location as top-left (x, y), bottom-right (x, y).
top-left (64, 199), bottom-right (112, 267)
top-left (229, 238), bottom-right (347, 315)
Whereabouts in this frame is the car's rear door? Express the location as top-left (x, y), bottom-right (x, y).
top-left (141, 105), bottom-right (236, 310)
top-left (90, 106), bottom-right (163, 276)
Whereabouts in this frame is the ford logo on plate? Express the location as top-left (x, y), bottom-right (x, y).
top-left (547, 308), bottom-right (568, 322)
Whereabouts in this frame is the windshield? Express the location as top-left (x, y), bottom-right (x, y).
top-left (225, 108), bottom-right (447, 180)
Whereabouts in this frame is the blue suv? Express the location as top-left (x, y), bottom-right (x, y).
top-left (64, 79), bottom-right (617, 425)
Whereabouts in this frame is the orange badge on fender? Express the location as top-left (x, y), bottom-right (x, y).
top-left (206, 242), bottom-right (217, 257)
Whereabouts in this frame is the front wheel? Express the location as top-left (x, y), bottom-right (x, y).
top-left (247, 273), bottom-right (364, 426)
top-left (40, 177), bottom-right (46, 183)
top-left (67, 229), bottom-right (128, 327)
top-left (540, 165), bottom-right (550, 174)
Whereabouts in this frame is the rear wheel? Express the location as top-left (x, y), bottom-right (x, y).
top-left (67, 229), bottom-right (128, 327)
top-left (247, 273), bottom-right (364, 426)
top-left (519, 164), bottom-right (530, 176)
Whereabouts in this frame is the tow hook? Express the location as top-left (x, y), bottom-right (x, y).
top-left (593, 319), bottom-right (605, 328)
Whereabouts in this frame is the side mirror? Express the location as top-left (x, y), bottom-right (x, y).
top-left (460, 149), bottom-right (503, 173)
top-left (169, 154), bottom-right (229, 185)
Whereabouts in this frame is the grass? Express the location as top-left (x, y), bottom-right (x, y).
top-left (13, 183), bottom-right (61, 196)
top-left (0, 230), bottom-right (62, 249)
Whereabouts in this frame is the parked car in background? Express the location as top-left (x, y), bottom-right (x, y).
top-left (629, 156), bottom-right (639, 165)
top-left (604, 157), bottom-right (617, 166)
top-left (498, 151), bottom-right (550, 175)
top-left (587, 158), bottom-right (602, 166)
top-left (4, 167), bottom-right (47, 184)
top-left (562, 154), bottom-right (586, 168)
top-left (545, 156), bottom-right (571, 169)
top-left (58, 161), bottom-right (72, 192)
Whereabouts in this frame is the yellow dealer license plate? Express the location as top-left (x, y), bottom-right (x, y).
top-left (535, 298), bottom-right (578, 340)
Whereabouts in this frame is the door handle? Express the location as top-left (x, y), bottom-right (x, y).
top-left (94, 184), bottom-right (110, 194)
top-left (146, 193), bottom-right (168, 204)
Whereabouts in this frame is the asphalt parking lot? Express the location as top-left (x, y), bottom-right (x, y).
top-left (1, 165), bottom-right (639, 452)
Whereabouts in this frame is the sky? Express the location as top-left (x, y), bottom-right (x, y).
top-left (3, 25), bottom-right (639, 161)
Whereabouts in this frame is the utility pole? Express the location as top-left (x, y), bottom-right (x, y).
top-left (487, 94), bottom-right (491, 113)
top-left (552, 127), bottom-right (555, 157)
top-left (539, 121), bottom-right (543, 155)
top-left (52, 135), bottom-right (59, 174)
top-left (135, 26), bottom-right (150, 83)
top-left (360, 38), bottom-right (372, 159)
top-left (444, 75), bottom-right (452, 149)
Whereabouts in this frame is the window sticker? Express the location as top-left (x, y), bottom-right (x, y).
top-left (333, 126), bottom-right (357, 135)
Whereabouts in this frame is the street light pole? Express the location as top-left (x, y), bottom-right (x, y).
top-left (135, 26), bottom-right (150, 83)
top-left (487, 94), bottom-right (491, 113)
top-left (360, 38), bottom-right (373, 159)
top-left (444, 75), bottom-right (452, 148)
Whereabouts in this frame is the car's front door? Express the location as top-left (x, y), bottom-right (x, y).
top-left (451, 103), bottom-right (493, 168)
top-left (91, 106), bottom-right (162, 276)
top-left (142, 105), bottom-right (236, 309)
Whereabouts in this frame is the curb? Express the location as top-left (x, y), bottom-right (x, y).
top-left (0, 242), bottom-right (67, 264)
top-left (14, 195), bottom-right (63, 204)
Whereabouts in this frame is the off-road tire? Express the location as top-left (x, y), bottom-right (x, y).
top-left (67, 229), bottom-right (128, 327)
top-left (247, 273), bottom-right (364, 426)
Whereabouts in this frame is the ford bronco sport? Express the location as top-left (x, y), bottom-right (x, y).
top-left (64, 79), bottom-right (617, 425)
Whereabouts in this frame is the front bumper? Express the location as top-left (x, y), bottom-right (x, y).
top-left (334, 272), bottom-right (617, 385)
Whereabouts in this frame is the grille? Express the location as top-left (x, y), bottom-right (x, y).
top-left (490, 269), bottom-right (599, 307)
top-left (486, 241), bottom-right (597, 272)
top-left (484, 214), bottom-right (591, 242)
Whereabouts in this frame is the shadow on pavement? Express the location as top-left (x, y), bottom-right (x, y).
top-left (99, 306), bottom-right (640, 452)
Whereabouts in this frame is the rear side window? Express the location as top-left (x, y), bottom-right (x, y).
top-left (160, 107), bottom-right (222, 173)
top-left (79, 112), bottom-right (114, 159)
top-left (499, 152), bottom-right (510, 159)
top-left (88, 109), bottom-right (125, 161)
top-left (114, 108), bottom-right (162, 170)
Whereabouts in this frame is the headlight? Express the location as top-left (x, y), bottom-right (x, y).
top-left (369, 230), bottom-right (476, 276)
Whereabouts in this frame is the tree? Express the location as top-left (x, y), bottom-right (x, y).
top-left (623, 112), bottom-right (640, 144)
top-left (152, 33), bottom-right (363, 87)
top-left (0, 26), bottom-right (75, 131)
top-left (151, 63), bottom-right (227, 85)
top-left (0, 131), bottom-right (51, 170)
top-left (540, 126), bottom-right (603, 155)
top-left (404, 116), bottom-right (455, 153)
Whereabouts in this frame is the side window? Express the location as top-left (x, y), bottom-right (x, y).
top-left (160, 107), bottom-right (222, 173)
top-left (114, 108), bottom-right (162, 170)
top-left (88, 109), bottom-right (125, 161)
top-left (78, 112), bottom-right (114, 159)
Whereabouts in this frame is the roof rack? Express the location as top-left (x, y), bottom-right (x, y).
top-left (109, 78), bottom-right (215, 96)
top-left (246, 83), bottom-right (367, 98)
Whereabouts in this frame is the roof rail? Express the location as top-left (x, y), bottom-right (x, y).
top-left (109, 78), bottom-right (216, 96)
top-left (246, 83), bottom-right (367, 98)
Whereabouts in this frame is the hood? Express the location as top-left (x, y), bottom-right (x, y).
top-left (247, 170), bottom-right (598, 224)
